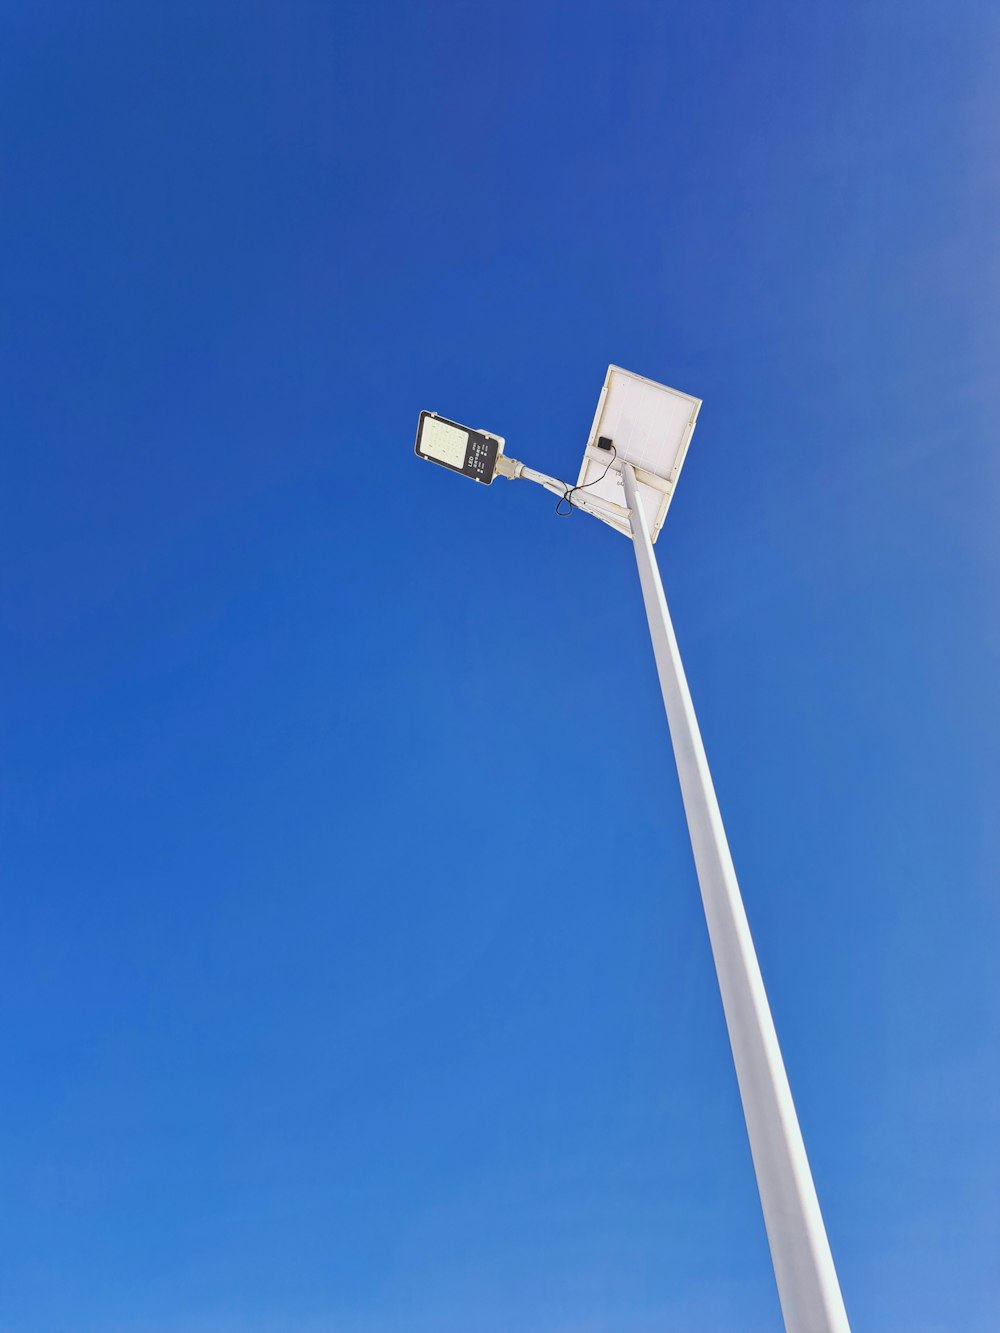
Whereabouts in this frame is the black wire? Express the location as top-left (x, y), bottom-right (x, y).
top-left (555, 444), bottom-right (617, 516)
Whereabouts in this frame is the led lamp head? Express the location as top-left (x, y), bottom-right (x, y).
top-left (414, 411), bottom-right (505, 484)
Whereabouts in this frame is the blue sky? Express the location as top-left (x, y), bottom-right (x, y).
top-left (2, 3), bottom-right (998, 1330)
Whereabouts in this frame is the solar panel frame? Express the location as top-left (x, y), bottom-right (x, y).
top-left (574, 366), bottom-right (701, 542)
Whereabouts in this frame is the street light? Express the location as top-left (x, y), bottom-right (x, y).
top-left (414, 365), bottom-right (852, 1333)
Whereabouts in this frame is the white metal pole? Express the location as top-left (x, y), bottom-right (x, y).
top-left (620, 463), bottom-right (850, 1333)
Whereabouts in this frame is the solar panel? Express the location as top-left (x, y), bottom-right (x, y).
top-left (575, 366), bottom-right (701, 541)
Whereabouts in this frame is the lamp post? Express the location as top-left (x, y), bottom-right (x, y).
top-left (414, 368), bottom-right (851, 1333)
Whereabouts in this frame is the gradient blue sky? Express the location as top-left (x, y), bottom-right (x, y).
top-left (2, 3), bottom-right (999, 1331)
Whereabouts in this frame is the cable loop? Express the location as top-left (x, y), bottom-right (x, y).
top-left (555, 445), bottom-right (617, 517)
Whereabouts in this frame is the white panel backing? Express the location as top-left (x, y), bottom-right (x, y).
top-left (576, 366), bottom-right (701, 542)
